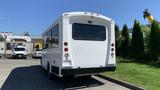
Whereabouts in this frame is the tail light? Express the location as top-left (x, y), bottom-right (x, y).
top-left (111, 48), bottom-right (114, 51)
top-left (111, 43), bottom-right (114, 47)
top-left (64, 42), bottom-right (68, 46)
top-left (111, 43), bottom-right (115, 58)
top-left (64, 48), bottom-right (68, 52)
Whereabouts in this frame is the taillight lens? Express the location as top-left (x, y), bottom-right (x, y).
top-left (111, 43), bottom-right (114, 47)
top-left (64, 42), bottom-right (68, 46)
top-left (64, 53), bottom-right (69, 57)
top-left (111, 48), bottom-right (114, 51)
top-left (64, 48), bottom-right (68, 52)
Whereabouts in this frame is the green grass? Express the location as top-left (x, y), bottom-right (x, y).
top-left (103, 57), bottom-right (160, 90)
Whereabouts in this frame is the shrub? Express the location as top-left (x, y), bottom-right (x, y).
top-left (131, 20), bottom-right (144, 59)
top-left (115, 24), bottom-right (121, 56)
top-left (120, 24), bottom-right (130, 57)
top-left (149, 20), bottom-right (159, 60)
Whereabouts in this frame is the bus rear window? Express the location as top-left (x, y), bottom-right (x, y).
top-left (72, 23), bottom-right (106, 41)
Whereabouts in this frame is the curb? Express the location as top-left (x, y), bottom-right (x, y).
top-left (96, 74), bottom-right (145, 90)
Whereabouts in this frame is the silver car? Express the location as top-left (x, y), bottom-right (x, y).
top-left (32, 49), bottom-right (42, 58)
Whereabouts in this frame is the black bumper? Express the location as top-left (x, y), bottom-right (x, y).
top-left (12, 54), bottom-right (27, 58)
top-left (52, 66), bottom-right (116, 76)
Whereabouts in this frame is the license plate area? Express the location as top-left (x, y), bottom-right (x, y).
top-left (18, 55), bottom-right (22, 57)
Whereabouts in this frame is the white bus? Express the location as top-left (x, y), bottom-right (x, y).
top-left (41, 12), bottom-right (116, 78)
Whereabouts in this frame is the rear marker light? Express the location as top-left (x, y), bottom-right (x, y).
top-left (111, 43), bottom-right (114, 47)
top-left (111, 48), bottom-right (114, 51)
top-left (64, 42), bottom-right (68, 46)
top-left (64, 48), bottom-right (68, 52)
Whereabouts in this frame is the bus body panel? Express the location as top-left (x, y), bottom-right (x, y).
top-left (42, 12), bottom-right (116, 77)
top-left (68, 16), bottom-right (108, 68)
top-left (41, 18), bottom-right (63, 75)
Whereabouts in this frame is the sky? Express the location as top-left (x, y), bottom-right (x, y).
top-left (0, 0), bottom-right (160, 37)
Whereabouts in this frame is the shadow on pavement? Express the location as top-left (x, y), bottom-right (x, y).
top-left (1, 65), bottom-right (104, 90)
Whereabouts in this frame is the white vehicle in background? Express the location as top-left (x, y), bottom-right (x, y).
top-left (32, 49), bottom-right (42, 58)
top-left (41, 12), bottom-right (116, 78)
top-left (12, 45), bottom-right (27, 59)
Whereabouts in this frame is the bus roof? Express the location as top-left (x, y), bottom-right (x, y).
top-left (42, 12), bottom-right (114, 36)
top-left (62, 12), bottom-right (113, 22)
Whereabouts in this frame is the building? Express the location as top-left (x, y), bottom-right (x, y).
top-left (0, 34), bottom-right (5, 56)
top-left (0, 32), bottom-right (33, 57)
top-left (31, 37), bottom-right (42, 50)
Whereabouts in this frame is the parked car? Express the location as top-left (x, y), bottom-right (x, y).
top-left (12, 45), bottom-right (27, 59)
top-left (32, 49), bottom-right (42, 58)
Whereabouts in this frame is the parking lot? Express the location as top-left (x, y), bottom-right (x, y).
top-left (0, 59), bottom-right (130, 90)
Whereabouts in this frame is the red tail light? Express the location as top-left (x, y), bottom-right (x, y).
top-left (64, 48), bottom-right (68, 52)
top-left (111, 48), bottom-right (114, 51)
top-left (111, 43), bottom-right (114, 47)
top-left (64, 42), bottom-right (68, 46)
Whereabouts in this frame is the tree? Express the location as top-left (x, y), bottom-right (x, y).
top-left (115, 24), bottom-right (121, 56)
top-left (149, 20), bottom-right (159, 60)
top-left (131, 20), bottom-right (144, 59)
top-left (120, 24), bottom-right (129, 57)
top-left (142, 25), bottom-right (150, 53)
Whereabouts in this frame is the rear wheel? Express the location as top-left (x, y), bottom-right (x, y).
top-left (47, 64), bottom-right (53, 80)
top-left (40, 58), bottom-right (42, 66)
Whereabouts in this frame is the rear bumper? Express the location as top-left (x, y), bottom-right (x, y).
top-left (12, 54), bottom-right (27, 58)
top-left (51, 66), bottom-right (116, 76)
top-left (61, 67), bottom-right (116, 76)
top-left (32, 54), bottom-right (42, 58)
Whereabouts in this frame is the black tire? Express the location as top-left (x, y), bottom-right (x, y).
top-left (47, 64), bottom-right (53, 80)
top-left (40, 58), bottom-right (42, 66)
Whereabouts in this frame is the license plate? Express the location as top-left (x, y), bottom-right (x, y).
top-left (18, 55), bottom-right (22, 57)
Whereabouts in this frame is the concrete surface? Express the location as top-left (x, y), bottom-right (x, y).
top-left (0, 59), bottom-right (130, 90)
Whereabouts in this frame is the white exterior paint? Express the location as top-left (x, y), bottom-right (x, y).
top-left (41, 12), bottom-right (116, 77)
top-left (11, 45), bottom-right (27, 59)
top-left (0, 32), bottom-right (33, 55)
top-left (0, 32), bottom-right (31, 42)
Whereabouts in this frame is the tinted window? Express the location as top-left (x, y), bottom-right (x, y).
top-left (14, 48), bottom-right (25, 51)
top-left (35, 49), bottom-right (42, 51)
top-left (72, 23), bottom-right (106, 41)
top-left (51, 24), bottom-right (59, 48)
top-left (46, 30), bottom-right (52, 48)
top-left (42, 24), bottom-right (59, 49)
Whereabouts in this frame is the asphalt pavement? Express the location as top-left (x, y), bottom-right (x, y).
top-left (0, 59), bottom-right (130, 90)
